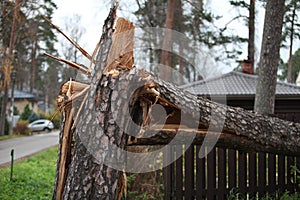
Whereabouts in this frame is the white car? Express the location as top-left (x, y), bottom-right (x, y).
top-left (28, 119), bottom-right (54, 132)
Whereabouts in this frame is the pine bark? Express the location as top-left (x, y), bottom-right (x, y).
top-left (126, 70), bottom-right (300, 156)
top-left (248, 0), bottom-right (255, 70)
top-left (53, 6), bottom-right (134, 199)
top-left (160, 0), bottom-right (175, 81)
top-left (254, 0), bottom-right (285, 114)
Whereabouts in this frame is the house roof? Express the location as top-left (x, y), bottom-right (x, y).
top-left (7, 89), bottom-right (41, 101)
top-left (181, 71), bottom-right (300, 98)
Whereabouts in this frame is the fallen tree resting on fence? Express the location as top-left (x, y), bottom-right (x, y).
top-left (48, 4), bottom-right (300, 200)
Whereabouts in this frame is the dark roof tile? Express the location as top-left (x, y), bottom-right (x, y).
top-left (181, 71), bottom-right (300, 97)
top-left (7, 89), bottom-right (40, 100)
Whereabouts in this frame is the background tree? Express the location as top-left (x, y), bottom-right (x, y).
top-left (134, 0), bottom-right (167, 74)
top-left (254, 0), bottom-right (285, 115)
top-left (134, 0), bottom-right (247, 82)
top-left (0, 0), bottom-right (59, 135)
top-left (160, 0), bottom-right (175, 81)
top-left (22, 0), bottom-right (58, 94)
top-left (230, 0), bottom-right (256, 73)
top-left (281, 0), bottom-right (300, 83)
top-left (0, 0), bottom-right (21, 136)
top-left (279, 48), bottom-right (300, 83)
top-left (59, 14), bottom-right (86, 82)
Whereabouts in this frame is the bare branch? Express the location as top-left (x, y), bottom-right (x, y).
top-left (43, 16), bottom-right (93, 61)
top-left (44, 53), bottom-right (91, 77)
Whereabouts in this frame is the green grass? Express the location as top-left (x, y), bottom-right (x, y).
top-left (0, 134), bottom-right (23, 141)
top-left (0, 146), bottom-right (58, 200)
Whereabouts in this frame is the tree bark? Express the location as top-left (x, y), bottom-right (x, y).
top-left (160, 0), bottom-right (175, 81)
top-left (248, 0), bottom-right (255, 71)
top-left (125, 70), bottom-right (300, 156)
top-left (0, 76), bottom-right (8, 136)
top-left (30, 39), bottom-right (37, 94)
top-left (254, 0), bottom-right (285, 115)
top-left (53, 5), bottom-right (134, 199)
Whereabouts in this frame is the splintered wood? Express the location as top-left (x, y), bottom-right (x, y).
top-left (54, 80), bottom-right (89, 200)
top-left (104, 18), bottom-right (135, 76)
top-left (57, 80), bottom-right (89, 105)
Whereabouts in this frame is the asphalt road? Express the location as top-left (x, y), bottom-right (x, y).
top-left (0, 130), bottom-right (59, 166)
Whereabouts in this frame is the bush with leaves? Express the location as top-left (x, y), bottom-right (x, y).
top-left (13, 120), bottom-right (30, 135)
top-left (13, 106), bottom-right (19, 115)
top-left (28, 112), bottom-right (39, 123)
top-left (20, 105), bottom-right (40, 123)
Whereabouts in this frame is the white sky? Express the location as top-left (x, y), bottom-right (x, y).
top-left (52, 0), bottom-right (298, 74)
top-left (52, 0), bottom-right (109, 54)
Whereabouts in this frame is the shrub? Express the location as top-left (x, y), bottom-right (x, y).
top-left (20, 104), bottom-right (33, 121)
top-left (13, 120), bottom-right (30, 135)
top-left (28, 112), bottom-right (39, 123)
top-left (13, 106), bottom-right (19, 115)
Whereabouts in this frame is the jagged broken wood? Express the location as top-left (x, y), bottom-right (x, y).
top-left (50, 4), bottom-right (300, 200)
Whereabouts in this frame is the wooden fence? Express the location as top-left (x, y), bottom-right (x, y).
top-left (163, 145), bottom-right (300, 199)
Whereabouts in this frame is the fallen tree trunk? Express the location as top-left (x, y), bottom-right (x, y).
top-left (51, 4), bottom-right (300, 200)
top-left (125, 68), bottom-right (300, 156)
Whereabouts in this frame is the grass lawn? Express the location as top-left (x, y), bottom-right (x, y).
top-left (0, 134), bottom-right (23, 141)
top-left (0, 146), bottom-right (58, 200)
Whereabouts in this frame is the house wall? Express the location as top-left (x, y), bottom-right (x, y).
top-left (6, 99), bottom-right (39, 114)
top-left (226, 99), bottom-right (300, 123)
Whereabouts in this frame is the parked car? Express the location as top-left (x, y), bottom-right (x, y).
top-left (28, 119), bottom-right (54, 132)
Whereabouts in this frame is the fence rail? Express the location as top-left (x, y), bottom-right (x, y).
top-left (163, 145), bottom-right (300, 199)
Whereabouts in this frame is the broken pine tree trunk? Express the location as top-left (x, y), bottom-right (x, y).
top-left (52, 4), bottom-right (137, 199)
top-left (51, 4), bottom-right (300, 200)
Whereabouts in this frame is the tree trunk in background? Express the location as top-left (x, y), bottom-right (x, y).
top-left (287, 1), bottom-right (297, 83)
top-left (30, 39), bottom-right (37, 94)
top-left (0, 74), bottom-right (8, 136)
top-left (254, 0), bottom-right (285, 115)
top-left (248, 0), bottom-right (255, 71)
top-left (175, 0), bottom-right (185, 84)
top-left (160, 0), bottom-right (175, 81)
top-left (0, 0), bottom-right (19, 136)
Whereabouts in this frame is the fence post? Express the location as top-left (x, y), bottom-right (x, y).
top-left (10, 149), bottom-right (14, 181)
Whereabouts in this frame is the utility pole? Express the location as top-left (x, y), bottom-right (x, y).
top-left (0, 0), bottom-right (20, 136)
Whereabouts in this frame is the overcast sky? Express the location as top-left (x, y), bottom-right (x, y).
top-left (52, 0), bottom-right (298, 74)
